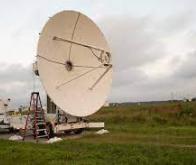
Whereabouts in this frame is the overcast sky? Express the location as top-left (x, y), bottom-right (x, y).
top-left (0, 0), bottom-right (196, 107)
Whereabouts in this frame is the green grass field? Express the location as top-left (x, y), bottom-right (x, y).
top-left (1, 101), bottom-right (196, 165)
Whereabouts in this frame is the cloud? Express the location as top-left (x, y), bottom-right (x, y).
top-left (154, 10), bottom-right (196, 36)
top-left (112, 68), bottom-right (147, 88)
top-left (99, 16), bottom-right (166, 70)
top-left (174, 51), bottom-right (196, 79)
top-left (1, 1), bottom-right (196, 106)
top-left (0, 64), bottom-right (45, 108)
top-left (101, 13), bottom-right (196, 102)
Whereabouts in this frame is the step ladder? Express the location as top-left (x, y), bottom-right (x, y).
top-left (23, 92), bottom-right (49, 142)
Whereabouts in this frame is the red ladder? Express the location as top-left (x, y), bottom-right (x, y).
top-left (23, 92), bottom-right (49, 142)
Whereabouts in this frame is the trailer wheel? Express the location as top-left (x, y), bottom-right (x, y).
top-left (9, 127), bottom-right (14, 133)
top-left (64, 130), bottom-right (71, 134)
top-left (46, 123), bottom-right (54, 138)
top-left (73, 128), bottom-right (84, 134)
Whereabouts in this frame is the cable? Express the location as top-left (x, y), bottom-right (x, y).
top-left (56, 64), bottom-right (103, 89)
top-left (68, 13), bottom-right (81, 61)
top-left (37, 55), bottom-right (65, 66)
top-left (89, 65), bottom-right (112, 90)
top-left (38, 55), bottom-right (105, 69)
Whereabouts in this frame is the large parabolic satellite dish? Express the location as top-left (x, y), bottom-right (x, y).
top-left (37, 10), bottom-right (112, 117)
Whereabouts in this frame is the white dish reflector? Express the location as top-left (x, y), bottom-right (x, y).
top-left (37, 10), bottom-right (112, 117)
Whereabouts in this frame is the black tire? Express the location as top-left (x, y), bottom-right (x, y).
top-left (9, 127), bottom-right (14, 133)
top-left (73, 128), bottom-right (84, 134)
top-left (46, 123), bottom-right (54, 138)
top-left (64, 130), bottom-right (72, 134)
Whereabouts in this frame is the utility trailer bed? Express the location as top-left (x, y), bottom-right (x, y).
top-left (54, 122), bottom-right (104, 133)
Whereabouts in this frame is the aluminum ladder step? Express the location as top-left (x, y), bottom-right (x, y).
top-left (36, 129), bottom-right (47, 132)
top-left (37, 134), bottom-right (48, 138)
top-left (31, 120), bottom-right (44, 122)
top-left (36, 122), bottom-right (45, 125)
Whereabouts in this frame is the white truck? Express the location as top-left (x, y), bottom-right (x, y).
top-left (45, 96), bottom-right (104, 137)
top-left (0, 99), bottom-right (14, 132)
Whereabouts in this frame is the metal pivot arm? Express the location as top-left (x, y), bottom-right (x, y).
top-left (53, 36), bottom-right (111, 60)
top-left (53, 36), bottom-right (110, 53)
top-left (89, 64), bottom-right (112, 90)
